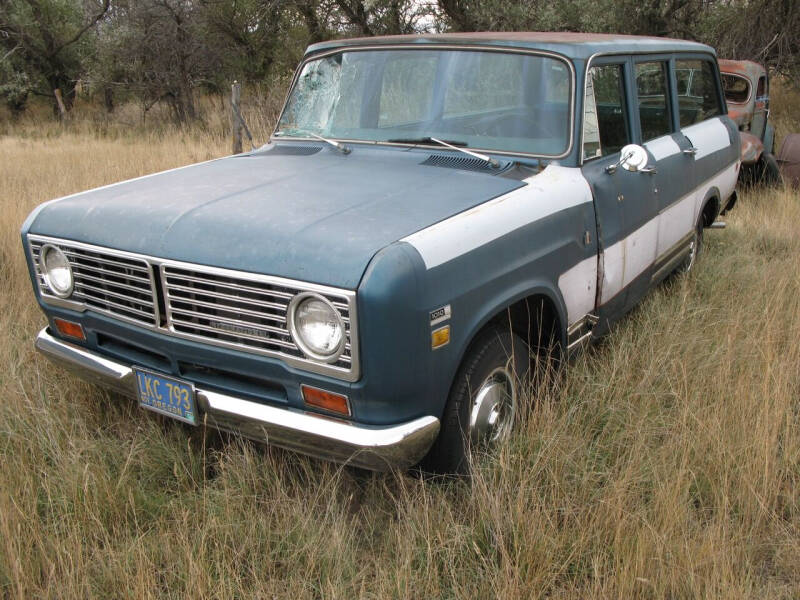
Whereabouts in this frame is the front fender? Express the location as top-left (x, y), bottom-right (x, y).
top-left (740, 131), bottom-right (764, 166)
top-left (458, 280), bottom-right (568, 362)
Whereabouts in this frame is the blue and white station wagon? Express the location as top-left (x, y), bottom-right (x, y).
top-left (22, 32), bottom-right (739, 473)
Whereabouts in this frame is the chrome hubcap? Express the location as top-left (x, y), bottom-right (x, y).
top-left (469, 367), bottom-right (516, 447)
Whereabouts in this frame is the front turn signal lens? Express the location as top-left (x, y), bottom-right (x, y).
top-left (431, 325), bottom-right (450, 349)
top-left (302, 385), bottom-right (351, 416)
top-left (54, 318), bottom-right (85, 341)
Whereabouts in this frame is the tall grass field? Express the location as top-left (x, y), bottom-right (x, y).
top-left (1, 87), bottom-right (799, 598)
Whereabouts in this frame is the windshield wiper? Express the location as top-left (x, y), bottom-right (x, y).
top-left (275, 129), bottom-right (350, 155)
top-left (387, 136), bottom-right (467, 146)
top-left (388, 136), bottom-right (500, 169)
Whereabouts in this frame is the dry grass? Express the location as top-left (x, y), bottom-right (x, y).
top-left (2, 116), bottom-right (800, 598)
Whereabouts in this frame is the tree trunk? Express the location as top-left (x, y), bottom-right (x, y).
top-left (53, 88), bottom-right (68, 121)
top-left (104, 87), bottom-right (114, 113)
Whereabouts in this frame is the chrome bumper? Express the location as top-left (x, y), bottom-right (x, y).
top-left (35, 328), bottom-right (440, 471)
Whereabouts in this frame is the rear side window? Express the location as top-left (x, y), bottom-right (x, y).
top-left (583, 64), bottom-right (630, 160)
top-left (756, 76), bottom-right (767, 98)
top-left (635, 61), bottom-right (672, 141)
top-left (675, 59), bottom-right (723, 127)
top-left (721, 74), bottom-right (750, 104)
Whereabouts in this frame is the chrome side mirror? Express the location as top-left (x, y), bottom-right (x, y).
top-left (606, 144), bottom-right (654, 174)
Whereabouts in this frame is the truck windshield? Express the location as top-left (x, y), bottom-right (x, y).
top-left (275, 49), bottom-right (572, 157)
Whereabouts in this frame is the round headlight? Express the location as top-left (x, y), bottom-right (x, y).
top-left (41, 244), bottom-right (73, 298)
top-left (288, 293), bottom-right (345, 362)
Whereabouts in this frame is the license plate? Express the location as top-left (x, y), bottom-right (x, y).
top-left (133, 367), bottom-right (197, 425)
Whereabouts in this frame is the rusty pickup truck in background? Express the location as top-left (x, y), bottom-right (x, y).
top-left (719, 59), bottom-right (799, 187)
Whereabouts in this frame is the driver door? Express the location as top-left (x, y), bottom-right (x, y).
top-left (581, 59), bottom-right (659, 325)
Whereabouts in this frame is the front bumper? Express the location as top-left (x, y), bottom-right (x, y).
top-left (35, 327), bottom-right (440, 471)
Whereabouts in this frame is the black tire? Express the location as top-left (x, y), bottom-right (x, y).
top-left (421, 325), bottom-right (530, 475)
top-left (677, 215), bottom-right (703, 274)
top-left (759, 152), bottom-right (782, 186)
top-left (742, 152), bottom-right (782, 187)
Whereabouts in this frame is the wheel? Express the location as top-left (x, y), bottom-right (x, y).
top-left (421, 325), bottom-right (530, 474)
top-left (677, 215), bottom-right (703, 274)
top-left (742, 152), bottom-right (782, 187)
top-left (759, 152), bottom-right (782, 186)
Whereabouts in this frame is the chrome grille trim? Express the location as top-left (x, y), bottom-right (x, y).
top-left (27, 235), bottom-right (360, 381)
top-left (160, 262), bottom-right (357, 376)
top-left (29, 236), bottom-right (159, 327)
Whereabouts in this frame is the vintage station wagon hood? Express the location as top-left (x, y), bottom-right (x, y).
top-left (27, 144), bottom-right (525, 289)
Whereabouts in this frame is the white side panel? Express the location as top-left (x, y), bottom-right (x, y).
top-left (646, 136), bottom-right (681, 161)
top-left (693, 161), bottom-right (738, 219)
top-left (402, 165), bottom-right (593, 270)
top-left (600, 242), bottom-right (625, 304)
top-left (683, 118), bottom-right (731, 160)
top-left (657, 192), bottom-right (695, 255)
top-left (622, 218), bottom-right (659, 287)
top-left (600, 160), bottom-right (737, 305)
top-left (601, 217), bottom-right (662, 302)
top-left (558, 256), bottom-right (597, 326)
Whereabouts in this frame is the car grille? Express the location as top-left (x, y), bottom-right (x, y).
top-left (28, 236), bottom-right (357, 379)
top-left (162, 265), bottom-right (353, 369)
top-left (30, 238), bottom-right (158, 326)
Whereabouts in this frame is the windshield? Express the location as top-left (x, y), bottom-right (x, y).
top-left (275, 49), bottom-right (572, 157)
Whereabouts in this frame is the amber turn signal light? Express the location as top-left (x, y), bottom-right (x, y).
top-left (301, 385), bottom-right (351, 416)
top-left (54, 318), bottom-right (85, 341)
top-left (431, 325), bottom-right (450, 349)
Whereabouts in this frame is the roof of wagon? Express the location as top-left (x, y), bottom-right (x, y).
top-left (306, 32), bottom-right (715, 60)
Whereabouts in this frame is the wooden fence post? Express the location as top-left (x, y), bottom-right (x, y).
top-left (54, 88), bottom-right (68, 121)
top-left (231, 81), bottom-right (243, 154)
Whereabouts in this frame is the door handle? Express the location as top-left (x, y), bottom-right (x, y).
top-left (640, 165), bottom-right (657, 174)
top-left (683, 147), bottom-right (698, 156)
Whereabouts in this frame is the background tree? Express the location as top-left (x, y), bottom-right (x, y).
top-left (0, 0), bottom-right (110, 114)
top-left (3, 0), bottom-right (800, 124)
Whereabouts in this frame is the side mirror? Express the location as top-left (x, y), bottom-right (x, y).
top-left (605, 144), bottom-right (652, 174)
top-left (619, 144), bottom-right (649, 171)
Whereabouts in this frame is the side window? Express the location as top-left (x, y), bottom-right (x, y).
top-left (721, 74), bottom-right (750, 104)
top-left (635, 61), bottom-right (672, 141)
top-left (675, 59), bottom-right (723, 127)
top-left (756, 76), bottom-right (767, 98)
top-left (583, 64), bottom-right (629, 160)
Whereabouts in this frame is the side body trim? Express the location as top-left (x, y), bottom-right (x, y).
top-left (597, 159), bottom-right (736, 308)
top-left (402, 165), bottom-right (594, 270)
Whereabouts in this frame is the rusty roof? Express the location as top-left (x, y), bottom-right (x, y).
top-left (718, 59), bottom-right (767, 83)
top-left (306, 31), bottom-right (714, 60)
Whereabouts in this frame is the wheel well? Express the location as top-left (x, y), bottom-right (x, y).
top-left (701, 195), bottom-right (720, 227)
top-left (487, 294), bottom-right (563, 361)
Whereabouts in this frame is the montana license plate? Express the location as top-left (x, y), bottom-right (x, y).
top-left (133, 367), bottom-right (197, 425)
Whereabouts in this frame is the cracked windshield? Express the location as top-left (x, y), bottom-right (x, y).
top-left (276, 49), bottom-right (572, 156)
